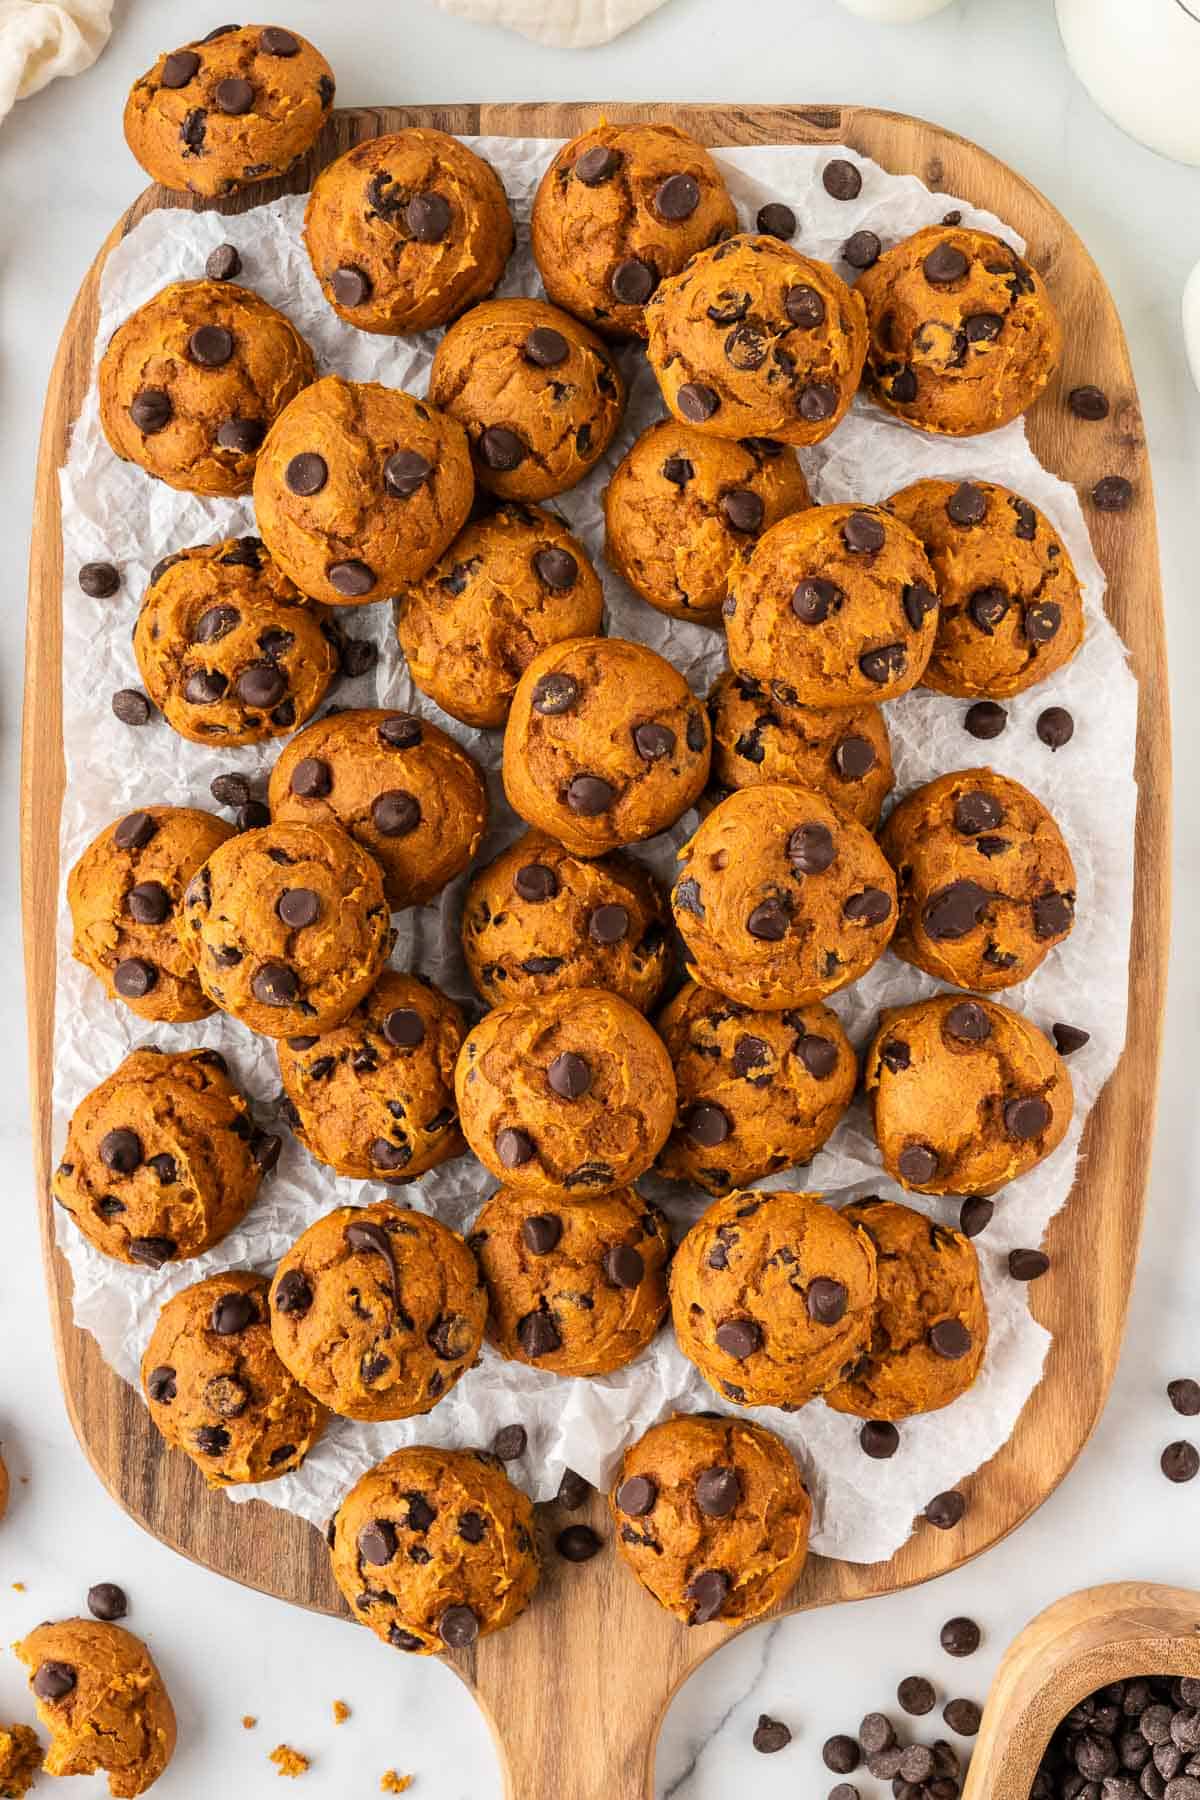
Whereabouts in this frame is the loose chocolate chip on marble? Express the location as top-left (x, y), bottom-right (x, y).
top-left (492, 1424), bottom-right (527, 1461)
top-left (925, 1489), bottom-right (966, 1529)
top-left (715, 1318), bottom-right (762, 1360)
top-left (496, 1127), bottom-right (535, 1168)
top-left (479, 425), bottom-right (526, 471)
top-left (798, 382), bottom-right (838, 421)
top-left (211, 1290), bottom-right (256, 1335)
top-left (557, 1524), bottom-right (602, 1562)
top-left (633, 722), bottom-right (676, 760)
top-left (276, 887), bottom-right (320, 929)
top-left (964, 700), bottom-right (1007, 740)
top-left (517, 1308), bottom-right (562, 1358)
top-left (843, 228), bottom-right (882, 269)
top-left (532, 672), bottom-right (579, 714)
top-left (589, 903), bottom-right (629, 945)
top-left (656, 172), bottom-right (701, 219)
top-left (947, 482), bottom-right (988, 527)
top-left (114, 957), bottom-right (158, 998)
top-left (941, 1616), bottom-right (981, 1657)
top-left (757, 202), bottom-right (797, 239)
top-left (575, 144), bottom-right (620, 185)
top-left (924, 243), bottom-right (969, 284)
top-left (792, 576), bottom-right (840, 623)
top-left (678, 382), bottom-right (720, 423)
top-left (1069, 384), bottom-right (1110, 421)
top-left (79, 560), bottom-right (120, 598)
top-left (944, 1698), bottom-right (982, 1736)
top-left (747, 898), bottom-right (789, 940)
top-left (945, 1000), bottom-right (991, 1043)
top-left (285, 452), bottom-right (327, 496)
top-left (1004, 1095), bottom-right (1051, 1139)
top-left (1162, 1442), bottom-right (1200, 1483)
top-left (859, 1712), bottom-right (896, 1755)
top-left (824, 1734), bottom-right (862, 1773)
top-left (860, 643), bottom-right (906, 684)
top-left (686, 1568), bottom-right (731, 1624)
top-left (534, 547), bottom-right (578, 590)
top-left (1169, 1379), bottom-right (1200, 1417)
top-left (722, 488), bottom-right (764, 534)
top-left (687, 1103), bottom-right (731, 1147)
top-left (112, 687), bottom-right (155, 728)
top-left (1093, 474), bottom-right (1134, 512)
top-left (901, 1745), bottom-right (937, 1783)
top-left (406, 191), bottom-right (451, 243)
top-left (822, 158), bottom-right (862, 200)
top-left (1009, 1247), bottom-right (1050, 1281)
top-left (788, 821), bottom-right (836, 874)
top-left (547, 1052), bottom-right (591, 1100)
top-left (785, 283), bottom-right (826, 328)
top-left (331, 265), bottom-right (371, 306)
top-left (843, 887), bottom-right (891, 925)
top-left (898, 1142), bottom-right (938, 1184)
top-left (236, 799), bottom-right (271, 831)
top-left (100, 1127), bottom-right (142, 1173)
top-left (439, 1605), bottom-right (479, 1649)
top-left (807, 1278), bottom-right (848, 1325)
top-left (33, 1660), bottom-right (77, 1702)
top-left (899, 1675), bottom-right (937, 1716)
top-left (603, 1244), bottom-right (644, 1289)
top-left (557, 1469), bottom-right (590, 1508)
top-left (87, 1582), bottom-right (128, 1622)
top-left (215, 75), bottom-right (254, 114)
top-left (960, 1197), bottom-right (995, 1238)
top-left (328, 559), bottom-right (375, 598)
top-left (566, 774), bottom-right (614, 815)
top-left (251, 961), bottom-right (298, 1006)
top-left (861, 1420), bottom-right (900, 1458)
top-left (752, 1715), bottom-right (792, 1754)
top-left (161, 49), bottom-right (201, 87)
top-left (843, 510), bottom-right (886, 554)
top-left (371, 790), bottom-right (421, 836)
top-left (1037, 705), bottom-right (1074, 750)
top-left (126, 881), bottom-right (170, 925)
top-left (522, 1213), bottom-right (563, 1255)
top-left (930, 1319), bottom-right (973, 1360)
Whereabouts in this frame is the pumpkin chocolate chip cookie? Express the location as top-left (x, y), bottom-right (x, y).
top-left (454, 986), bottom-right (676, 1197)
top-left (428, 299), bottom-right (625, 503)
top-left (276, 969), bottom-right (466, 1182)
top-left (269, 708), bottom-right (487, 911)
top-left (98, 279), bottom-right (314, 497)
top-left (141, 1271), bottom-right (326, 1484)
top-left (329, 1445), bottom-right (539, 1654)
top-left (672, 784), bottom-right (896, 1010)
top-left (855, 224), bottom-right (1062, 436)
top-left (304, 128), bottom-right (513, 334)
top-left (177, 818), bottom-right (391, 1038)
top-left (396, 503), bottom-right (604, 728)
top-left (269, 1202), bottom-right (486, 1421)
top-left (655, 983), bottom-right (857, 1197)
top-left (470, 1185), bottom-right (670, 1377)
top-left (133, 536), bottom-right (338, 744)
top-left (502, 636), bottom-right (710, 857)
top-left (670, 1188), bottom-right (879, 1410)
top-left (824, 1197), bottom-right (988, 1420)
top-left (69, 805), bottom-right (234, 1022)
top-left (53, 1046), bottom-right (275, 1269)
top-left (706, 671), bottom-right (893, 828)
top-left (252, 375), bottom-right (474, 606)
top-left (610, 1413), bottom-right (811, 1625)
top-left (16, 1618), bottom-right (176, 1797)
top-left (531, 121), bottom-right (737, 339)
top-left (886, 478), bottom-right (1085, 698)
top-left (603, 422), bottom-right (811, 626)
top-left (0, 1723), bottom-right (40, 1798)
top-left (879, 768), bottom-right (1076, 990)
top-left (724, 502), bottom-right (939, 708)
top-left (644, 233), bottom-right (868, 446)
top-left (865, 994), bottom-right (1073, 1197)
top-left (123, 21), bottom-right (334, 198)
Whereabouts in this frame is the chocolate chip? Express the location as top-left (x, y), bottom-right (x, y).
top-left (575, 144), bottom-right (619, 185)
top-left (678, 383), bottom-right (720, 423)
top-left (859, 1713), bottom-right (895, 1755)
top-left (112, 687), bottom-right (154, 727)
top-left (258, 25), bottom-right (299, 54)
top-left (517, 1308), bottom-right (562, 1358)
top-left (215, 75), bottom-right (253, 114)
top-left (378, 1008), bottom-right (423, 1052)
top-left (184, 668), bottom-right (228, 705)
top-left (757, 202), bottom-right (796, 239)
top-left (276, 887), bottom-right (320, 929)
top-left (611, 256), bottom-right (657, 306)
top-left (662, 455), bottom-right (693, 487)
top-left (179, 107), bottom-right (207, 154)
top-left (371, 790), bottom-right (420, 836)
top-left (674, 877), bottom-right (704, 918)
top-left (146, 1152), bottom-right (177, 1184)
top-left (944, 1698), bottom-right (982, 1735)
top-left (1009, 1247), bottom-right (1050, 1281)
top-left (328, 559), bottom-right (375, 598)
top-left (566, 774), bottom-right (614, 815)
top-left (79, 560), bottom-right (121, 599)
top-left (285, 452), bottom-right (327, 496)
top-left (899, 1675), bottom-right (936, 1716)
top-left (881, 1039), bottom-right (911, 1073)
top-left (1093, 474), bottom-right (1133, 512)
top-left (954, 791), bottom-right (1004, 836)
top-left (215, 417), bottom-right (264, 453)
top-left (406, 192), bottom-right (450, 242)
top-left (792, 577), bottom-right (840, 623)
top-left (966, 310), bottom-right (1004, 341)
top-left (747, 898), bottom-right (789, 940)
top-left (520, 1213), bottom-right (562, 1257)
top-left (941, 1616), bottom-right (981, 1657)
top-left (161, 49), bottom-right (201, 87)
top-left (947, 482), bottom-right (988, 527)
top-left (904, 581), bottom-right (937, 629)
top-left (656, 172), bottom-right (700, 219)
top-left (547, 1052), bottom-right (591, 1100)
top-left (968, 585), bottom-right (1009, 634)
top-left (924, 879), bottom-right (990, 940)
top-left (715, 1318), bottom-right (761, 1359)
top-left (557, 1469), bottom-right (590, 1508)
top-left (890, 366), bottom-right (918, 403)
top-left (331, 266), bottom-right (371, 307)
top-left (211, 1290), bottom-right (256, 1334)
top-left (807, 1278), bottom-right (848, 1325)
top-left (496, 1126), bottom-right (535, 1169)
top-left (33, 1660), bottom-right (76, 1702)
top-left (589, 903), bottom-right (629, 944)
top-left (751, 1715), bottom-right (791, 1755)
top-left (843, 887), bottom-right (891, 925)
top-left (130, 385), bottom-right (173, 435)
top-left (964, 700), bottom-right (1007, 739)
top-left (732, 1033), bottom-right (769, 1077)
top-left (237, 663), bottom-right (287, 709)
top-left (1037, 706), bottom-right (1074, 750)
top-left (531, 672), bottom-right (579, 715)
top-left (1069, 384), bottom-right (1110, 420)
top-left (1168, 1379), bottom-right (1200, 1417)
top-left (1033, 891), bottom-right (1074, 937)
top-left (930, 1319), bottom-right (973, 1360)
top-left (289, 756), bottom-right (332, 800)
top-left (796, 1034), bottom-right (838, 1080)
top-left (945, 1001), bottom-right (991, 1045)
top-left (87, 1582), bottom-right (128, 1621)
top-left (798, 382), bottom-right (838, 421)
top-left (925, 1490), bottom-right (966, 1529)
top-left (557, 1524), bottom-right (602, 1562)
top-left (251, 961), bottom-right (298, 1006)
top-left (686, 1103), bottom-right (730, 1146)
top-left (843, 510), bottom-right (886, 554)
top-left (824, 1735), bottom-right (861, 1773)
top-left (603, 1244), bottom-right (644, 1289)
top-left (822, 159), bottom-right (862, 200)
top-left (898, 1142), bottom-right (938, 1184)
top-left (439, 1605), bottom-right (479, 1649)
top-left (633, 722), bottom-right (676, 760)
top-left (722, 488), bottom-right (764, 534)
top-left (860, 1420), bottom-right (900, 1458)
top-left (100, 1127), bottom-right (142, 1173)
top-left (188, 324), bottom-right (234, 368)
top-left (1165, 1443), bottom-right (1200, 1486)
top-left (1004, 1095), bottom-right (1051, 1139)
top-left (1025, 600), bottom-right (1061, 643)
top-left (785, 284), bottom-right (826, 328)
top-left (788, 822), bottom-right (835, 874)
top-left (860, 643), bottom-right (906, 684)
top-left (924, 243), bottom-right (969, 284)
top-left (531, 548), bottom-right (578, 598)
top-left (125, 879), bottom-right (170, 927)
top-left (114, 957), bottom-right (157, 997)
top-left (521, 327), bottom-right (571, 374)
top-left (130, 1236), bottom-right (176, 1268)
top-left (843, 228), bottom-right (882, 268)
top-left (960, 1197), bottom-right (995, 1239)
top-left (901, 1745), bottom-right (936, 1783)
top-left (686, 1568), bottom-right (730, 1624)
top-left (831, 738), bottom-right (876, 786)
top-left (617, 1474), bottom-right (657, 1516)
top-left (479, 426), bottom-right (526, 471)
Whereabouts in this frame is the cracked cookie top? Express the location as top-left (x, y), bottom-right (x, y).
top-left (707, 670), bottom-right (893, 827)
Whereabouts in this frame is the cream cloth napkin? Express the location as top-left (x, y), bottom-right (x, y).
top-left (433, 0), bottom-right (672, 48)
top-left (0, 0), bottom-right (112, 122)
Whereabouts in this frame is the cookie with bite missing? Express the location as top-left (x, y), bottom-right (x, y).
top-left (16, 1619), bottom-right (175, 1797)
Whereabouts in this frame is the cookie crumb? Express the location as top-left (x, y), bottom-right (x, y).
top-left (380, 1774), bottom-right (413, 1794)
top-left (332, 1701), bottom-right (350, 1725)
top-left (10, 1582), bottom-right (25, 1592)
top-left (269, 1744), bottom-right (310, 1778)
top-left (242, 1716), bottom-right (257, 1730)
top-left (0, 1723), bottom-right (42, 1798)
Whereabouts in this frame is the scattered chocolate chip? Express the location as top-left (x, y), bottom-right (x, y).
top-left (959, 1197), bottom-right (994, 1238)
top-left (557, 1469), bottom-right (590, 1508)
top-left (1009, 1247), bottom-right (1050, 1281)
top-left (79, 560), bottom-right (120, 598)
top-left (557, 1524), bottom-right (602, 1562)
top-left (944, 1698), bottom-right (982, 1735)
top-left (112, 687), bottom-right (154, 726)
top-left (1037, 706), bottom-right (1074, 750)
top-left (859, 1713), bottom-right (895, 1755)
top-left (925, 1490), bottom-right (966, 1529)
top-left (1093, 474), bottom-right (1133, 512)
top-left (860, 1420), bottom-right (899, 1459)
top-left (752, 1715), bottom-right (792, 1754)
top-left (1068, 384), bottom-right (1110, 420)
top-left (964, 700), bottom-right (1007, 739)
top-left (1050, 1022), bottom-right (1089, 1058)
top-left (236, 799), bottom-right (270, 831)
top-left (87, 1582), bottom-right (128, 1621)
top-left (824, 1734), bottom-right (861, 1773)
top-left (757, 203), bottom-right (797, 239)
top-left (1162, 1441), bottom-right (1200, 1483)
top-left (941, 1616), bottom-right (981, 1657)
top-left (899, 1675), bottom-right (936, 1716)
top-left (1168, 1379), bottom-right (1200, 1417)
top-left (492, 1424), bottom-right (527, 1461)
top-left (823, 159), bottom-right (862, 200)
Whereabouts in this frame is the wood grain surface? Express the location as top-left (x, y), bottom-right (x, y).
top-left (21, 103), bottom-right (1171, 1800)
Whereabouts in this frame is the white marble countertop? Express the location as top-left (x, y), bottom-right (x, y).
top-left (1, 0), bottom-right (1198, 1793)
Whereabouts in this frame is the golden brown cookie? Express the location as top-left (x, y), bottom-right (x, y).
top-left (707, 671), bottom-right (893, 828)
top-left (824, 1197), bottom-right (988, 1420)
top-left (133, 536), bottom-right (337, 744)
top-left (276, 970), bottom-right (466, 1181)
top-left (396, 504), bottom-right (604, 728)
top-left (461, 829), bottom-right (671, 1013)
top-left (268, 1202), bottom-right (486, 1421)
top-left (855, 224), bottom-right (1062, 436)
top-left (670, 1188), bottom-right (878, 1410)
top-left (123, 22), bottom-right (334, 198)
top-left (268, 708), bottom-right (487, 911)
top-left (177, 819), bottom-right (391, 1038)
top-left (725, 503), bottom-right (939, 708)
top-left (141, 1271), bottom-right (326, 1484)
top-left (454, 986), bottom-right (676, 1197)
top-left (470, 1185), bottom-right (670, 1376)
top-left (16, 1619), bottom-right (175, 1798)
top-left (865, 994), bottom-right (1073, 1198)
top-left (0, 1724), bottom-right (40, 1799)
top-left (879, 768), bottom-right (1076, 990)
top-left (304, 128), bottom-right (513, 334)
top-left (252, 375), bottom-right (474, 606)
top-left (52, 1047), bottom-right (274, 1270)
top-left (427, 299), bottom-right (625, 502)
top-left (885, 478), bottom-right (1085, 697)
top-left (68, 805), bottom-right (234, 1022)
top-left (98, 279), bottom-right (314, 497)
top-left (610, 1413), bottom-right (810, 1625)
top-left (655, 983), bottom-right (856, 1197)
top-left (502, 636), bottom-right (710, 857)
top-left (672, 785), bottom-right (897, 1010)
top-left (603, 422), bottom-right (811, 626)
top-left (328, 1446), bottom-right (539, 1654)
top-left (645, 234), bottom-right (868, 446)
top-left (530, 122), bottom-right (737, 339)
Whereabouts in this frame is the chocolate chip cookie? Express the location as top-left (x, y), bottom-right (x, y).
top-left (470, 1185), bottom-right (670, 1377)
top-left (725, 502), bottom-right (939, 707)
top-left (328, 1445), bottom-right (539, 1654)
top-left (68, 805), bottom-right (234, 1022)
top-left (98, 279), bottom-right (314, 497)
top-left (253, 375), bottom-right (474, 606)
top-left (855, 225), bottom-right (1062, 436)
top-left (610, 1413), bottom-right (810, 1625)
top-left (0, 1723), bottom-right (39, 1798)
top-left (268, 708), bottom-right (487, 911)
top-left (53, 1047), bottom-right (274, 1269)
top-left (530, 121), bottom-right (737, 338)
top-left (603, 422), bottom-right (811, 626)
top-left (461, 829), bottom-right (671, 1012)
top-left (142, 1271), bottom-right (326, 1484)
top-left (304, 127), bottom-right (513, 334)
top-left (276, 969), bottom-right (466, 1182)
top-left (177, 818), bottom-right (391, 1037)
top-left (879, 768), bottom-right (1076, 990)
top-left (672, 784), bottom-right (897, 1010)
top-left (396, 503), bottom-right (604, 728)
top-left (16, 1618), bottom-right (175, 1797)
top-left (454, 985), bottom-right (676, 1197)
top-left (645, 233), bottom-right (868, 445)
top-left (269, 1202), bottom-right (486, 1421)
top-left (886, 478), bottom-right (1085, 697)
top-left (670, 1188), bottom-right (879, 1409)
top-left (866, 994), bottom-right (1073, 1197)
top-left (133, 536), bottom-right (337, 744)
top-left (707, 671), bottom-right (893, 828)
top-left (502, 636), bottom-right (711, 856)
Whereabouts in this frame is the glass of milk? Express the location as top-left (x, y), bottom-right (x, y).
top-left (1057, 0), bottom-right (1200, 165)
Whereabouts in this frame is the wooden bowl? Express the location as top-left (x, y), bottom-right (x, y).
top-left (963, 1582), bottom-right (1200, 1799)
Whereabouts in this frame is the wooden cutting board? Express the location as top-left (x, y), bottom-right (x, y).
top-left (21, 103), bottom-right (1171, 1800)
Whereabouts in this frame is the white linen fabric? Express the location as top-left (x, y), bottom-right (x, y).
top-left (0, 0), bottom-right (112, 124)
